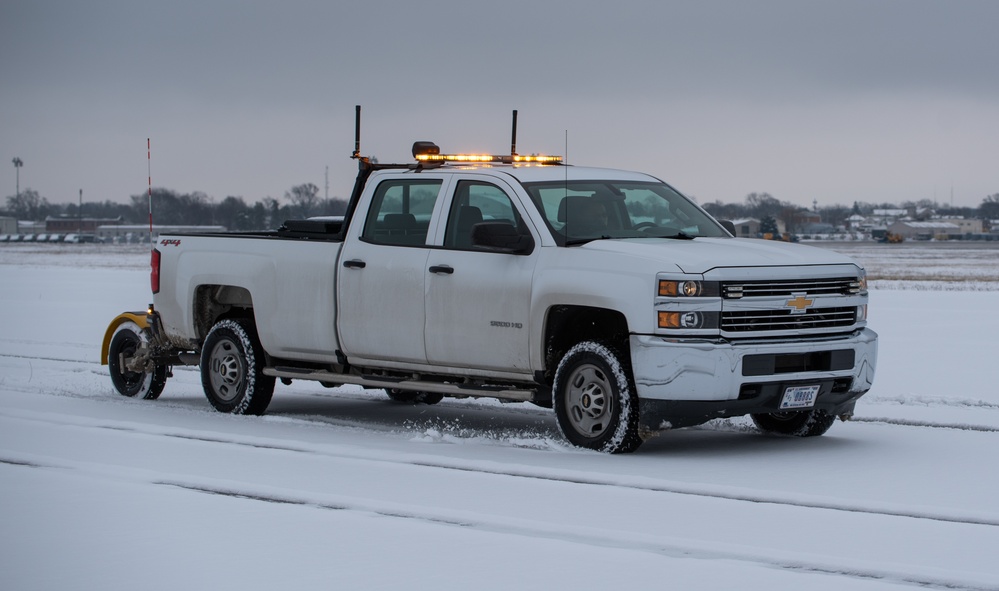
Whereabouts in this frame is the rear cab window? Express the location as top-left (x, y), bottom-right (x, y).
top-left (361, 179), bottom-right (444, 246)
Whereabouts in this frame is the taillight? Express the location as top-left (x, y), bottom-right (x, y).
top-left (151, 249), bottom-right (161, 294)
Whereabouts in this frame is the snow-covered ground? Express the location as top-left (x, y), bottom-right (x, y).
top-left (2, 242), bottom-right (998, 591)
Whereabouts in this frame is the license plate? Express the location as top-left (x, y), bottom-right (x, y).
top-left (779, 384), bottom-right (820, 410)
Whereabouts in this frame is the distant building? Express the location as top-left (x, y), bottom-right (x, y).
top-left (19, 220), bottom-right (45, 234)
top-left (45, 216), bottom-right (123, 234)
top-left (729, 218), bottom-right (788, 238)
top-left (887, 221), bottom-right (961, 240)
top-left (0, 216), bottom-right (16, 235)
top-left (846, 214), bottom-right (867, 229)
top-left (729, 218), bottom-right (760, 238)
top-left (939, 218), bottom-right (983, 235)
top-left (872, 209), bottom-right (907, 225)
top-left (793, 212), bottom-right (821, 228)
top-left (800, 222), bottom-right (835, 235)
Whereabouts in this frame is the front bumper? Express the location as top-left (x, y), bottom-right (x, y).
top-left (629, 328), bottom-right (878, 430)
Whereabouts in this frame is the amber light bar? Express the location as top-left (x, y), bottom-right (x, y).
top-left (415, 153), bottom-right (562, 164)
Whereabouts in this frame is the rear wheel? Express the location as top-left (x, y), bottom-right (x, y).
top-left (386, 389), bottom-right (444, 405)
top-left (553, 341), bottom-right (642, 453)
top-left (108, 321), bottom-right (167, 400)
top-left (751, 409), bottom-right (836, 437)
top-left (200, 318), bottom-right (275, 415)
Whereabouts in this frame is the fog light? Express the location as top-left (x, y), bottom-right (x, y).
top-left (658, 311), bottom-right (703, 329)
top-left (681, 312), bottom-right (702, 327)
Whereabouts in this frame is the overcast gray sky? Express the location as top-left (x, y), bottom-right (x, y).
top-left (2, 0), bottom-right (997, 211)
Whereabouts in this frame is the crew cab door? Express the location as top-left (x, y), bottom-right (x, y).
top-left (337, 176), bottom-right (446, 365)
top-left (425, 178), bottom-right (538, 373)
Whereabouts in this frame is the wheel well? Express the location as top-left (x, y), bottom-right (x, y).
top-left (193, 285), bottom-right (254, 340)
top-left (542, 305), bottom-right (629, 385)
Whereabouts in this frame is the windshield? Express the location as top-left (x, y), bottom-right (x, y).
top-left (521, 180), bottom-right (729, 245)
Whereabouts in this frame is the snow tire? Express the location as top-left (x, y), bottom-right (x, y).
top-left (553, 341), bottom-right (642, 454)
top-left (751, 409), bottom-right (836, 437)
top-left (108, 321), bottom-right (167, 400)
top-left (200, 318), bottom-right (275, 415)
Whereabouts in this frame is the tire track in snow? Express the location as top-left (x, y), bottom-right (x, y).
top-left (0, 351), bottom-right (96, 365)
top-left (4, 407), bottom-right (999, 530)
top-left (851, 416), bottom-right (999, 433)
top-left (161, 481), bottom-right (997, 591)
top-left (0, 453), bottom-right (994, 591)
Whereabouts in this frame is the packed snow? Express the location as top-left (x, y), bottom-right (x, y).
top-left (2, 241), bottom-right (998, 590)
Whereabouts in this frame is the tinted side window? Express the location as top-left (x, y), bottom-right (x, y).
top-left (444, 180), bottom-right (525, 249)
top-left (362, 179), bottom-right (443, 246)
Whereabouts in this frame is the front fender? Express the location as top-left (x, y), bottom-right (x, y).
top-left (100, 312), bottom-right (149, 365)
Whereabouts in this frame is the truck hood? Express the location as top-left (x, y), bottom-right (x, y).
top-left (579, 237), bottom-right (861, 275)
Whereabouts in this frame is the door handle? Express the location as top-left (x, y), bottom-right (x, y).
top-left (428, 265), bottom-right (454, 275)
top-left (343, 259), bottom-right (366, 269)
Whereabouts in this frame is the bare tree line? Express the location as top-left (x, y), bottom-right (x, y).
top-left (4, 184), bottom-right (998, 233)
top-left (701, 192), bottom-right (999, 233)
top-left (3, 183), bottom-right (348, 231)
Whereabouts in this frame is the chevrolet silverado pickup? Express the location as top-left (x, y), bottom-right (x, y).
top-left (102, 115), bottom-right (877, 453)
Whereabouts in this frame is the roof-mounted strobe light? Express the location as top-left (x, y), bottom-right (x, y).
top-left (412, 141), bottom-right (440, 159)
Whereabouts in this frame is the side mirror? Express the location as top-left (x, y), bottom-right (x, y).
top-left (720, 220), bottom-right (736, 236)
top-left (471, 222), bottom-right (534, 254)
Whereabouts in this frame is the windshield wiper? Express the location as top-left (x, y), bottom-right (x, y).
top-left (662, 231), bottom-right (695, 240)
top-left (564, 235), bottom-right (614, 246)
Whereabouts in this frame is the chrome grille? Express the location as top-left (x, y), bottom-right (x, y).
top-left (723, 277), bottom-right (859, 299)
top-left (722, 307), bottom-right (857, 332)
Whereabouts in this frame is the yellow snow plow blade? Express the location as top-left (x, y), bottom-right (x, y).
top-left (100, 312), bottom-right (149, 365)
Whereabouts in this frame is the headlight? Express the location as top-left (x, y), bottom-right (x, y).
top-left (655, 274), bottom-right (721, 335)
top-left (658, 280), bottom-right (719, 297)
top-left (849, 271), bottom-right (868, 294)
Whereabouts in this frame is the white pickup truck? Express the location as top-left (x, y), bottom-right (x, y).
top-left (102, 124), bottom-right (877, 453)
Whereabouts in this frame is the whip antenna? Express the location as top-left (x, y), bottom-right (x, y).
top-left (511, 109), bottom-right (518, 156)
top-left (352, 105), bottom-right (362, 160)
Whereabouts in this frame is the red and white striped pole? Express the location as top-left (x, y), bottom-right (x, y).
top-left (147, 138), bottom-right (153, 248)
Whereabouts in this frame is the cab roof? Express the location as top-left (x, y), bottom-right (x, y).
top-left (392, 163), bottom-right (662, 184)
top-left (478, 164), bottom-right (660, 184)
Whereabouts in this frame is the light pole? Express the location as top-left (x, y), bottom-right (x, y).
top-left (12, 157), bottom-right (23, 200)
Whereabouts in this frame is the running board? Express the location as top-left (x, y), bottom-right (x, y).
top-left (263, 367), bottom-right (535, 402)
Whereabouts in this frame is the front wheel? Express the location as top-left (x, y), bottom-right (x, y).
top-left (553, 341), bottom-right (642, 453)
top-left (108, 321), bottom-right (167, 400)
top-left (200, 318), bottom-right (275, 415)
top-left (751, 409), bottom-right (836, 437)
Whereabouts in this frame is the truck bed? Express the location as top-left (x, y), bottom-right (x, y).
top-left (154, 224), bottom-right (344, 364)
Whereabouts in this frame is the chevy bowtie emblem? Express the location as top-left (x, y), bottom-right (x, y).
top-left (785, 294), bottom-right (813, 314)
